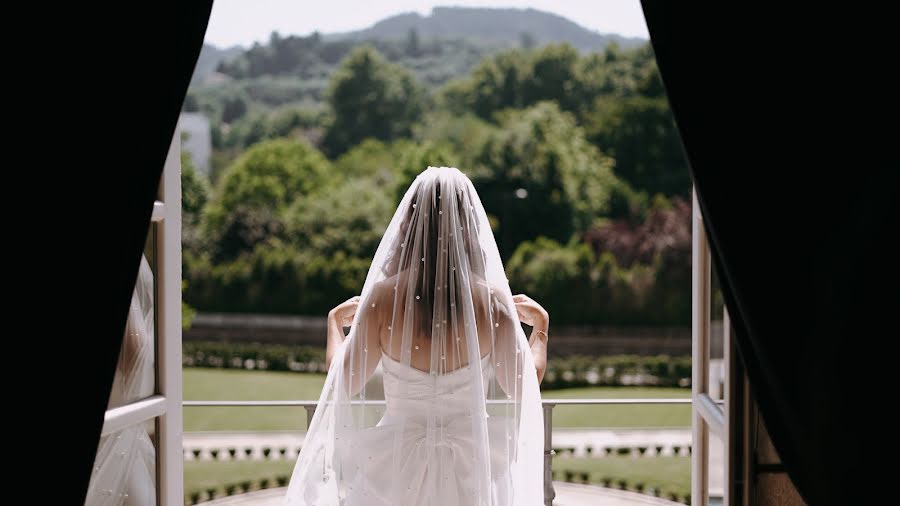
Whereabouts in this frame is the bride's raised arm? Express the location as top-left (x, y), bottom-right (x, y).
top-left (326, 286), bottom-right (386, 398)
top-left (490, 288), bottom-right (548, 399)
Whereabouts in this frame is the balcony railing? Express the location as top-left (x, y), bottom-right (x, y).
top-left (185, 397), bottom-right (693, 505)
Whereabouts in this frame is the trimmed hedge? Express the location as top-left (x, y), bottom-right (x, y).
top-left (542, 354), bottom-right (691, 389)
top-left (586, 473), bottom-right (686, 502)
top-left (186, 475), bottom-right (292, 504)
top-left (183, 341), bottom-right (326, 372)
top-left (184, 341), bottom-right (691, 390)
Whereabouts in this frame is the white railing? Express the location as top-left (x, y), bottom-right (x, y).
top-left (184, 397), bottom-right (692, 505)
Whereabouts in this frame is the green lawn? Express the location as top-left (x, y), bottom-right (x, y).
top-left (184, 368), bottom-right (690, 431)
top-left (554, 456), bottom-right (691, 499)
top-left (184, 368), bottom-right (326, 431)
top-left (184, 457), bottom-right (689, 502)
top-left (547, 386), bottom-right (690, 428)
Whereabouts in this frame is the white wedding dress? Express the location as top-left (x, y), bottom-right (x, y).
top-left (339, 351), bottom-right (510, 506)
top-left (283, 167), bottom-right (544, 506)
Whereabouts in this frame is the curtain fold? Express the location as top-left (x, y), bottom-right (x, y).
top-left (640, 3), bottom-right (894, 504)
top-left (72, 3), bottom-right (214, 503)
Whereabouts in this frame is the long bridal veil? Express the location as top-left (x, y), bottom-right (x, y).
top-left (284, 166), bottom-right (544, 506)
top-left (86, 255), bottom-right (156, 505)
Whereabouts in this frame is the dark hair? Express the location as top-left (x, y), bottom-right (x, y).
top-left (383, 177), bottom-right (485, 339)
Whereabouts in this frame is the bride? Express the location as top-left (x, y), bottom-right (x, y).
top-left (283, 166), bottom-right (550, 506)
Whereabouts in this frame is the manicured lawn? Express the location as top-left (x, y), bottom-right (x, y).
top-left (183, 457), bottom-right (690, 502)
top-left (553, 456), bottom-right (691, 499)
top-left (184, 368), bottom-right (690, 501)
top-left (547, 386), bottom-right (690, 428)
top-left (184, 368), bottom-right (326, 431)
top-left (184, 368), bottom-right (690, 431)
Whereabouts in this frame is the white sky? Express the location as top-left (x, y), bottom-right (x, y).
top-left (204, 0), bottom-right (649, 48)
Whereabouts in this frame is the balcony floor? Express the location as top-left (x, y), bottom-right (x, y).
top-left (204, 483), bottom-right (684, 506)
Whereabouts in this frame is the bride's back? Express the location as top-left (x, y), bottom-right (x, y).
top-left (372, 268), bottom-right (505, 374)
top-left (282, 167), bottom-right (544, 506)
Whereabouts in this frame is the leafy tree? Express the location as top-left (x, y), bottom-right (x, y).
top-left (393, 141), bottom-right (459, 202)
top-left (464, 49), bottom-right (527, 118)
top-left (412, 111), bottom-right (495, 162)
top-left (212, 138), bottom-right (329, 215)
top-left (286, 177), bottom-right (394, 259)
top-left (507, 237), bottom-right (595, 322)
top-left (405, 28), bottom-right (421, 57)
top-left (522, 44), bottom-right (580, 112)
top-left (183, 93), bottom-right (199, 112)
top-left (222, 96), bottom-right (248, 123)
top-left (441, 43), bottom-right (656, 120)
top-left (208, 204), bottom-right (286, 264)
top-left (332, 138), bottom-right (405, 185)
top-left (471, 102), bottom-right (630, 258)
top-left (181, 152), bottom-right (209, 227)
top-left (322, 47), bottom-right (425, 156)
top-left (181, 152), bottom-right (210, 254)
top-left (520, 32), bottom-right (537, 49)
top-left (204, 139), bottom-right (330, 260)
top-left (585, 96), bottom-right (690, 196)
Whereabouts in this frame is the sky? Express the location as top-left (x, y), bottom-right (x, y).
top-left (203, 0), bottom-right (649, 48)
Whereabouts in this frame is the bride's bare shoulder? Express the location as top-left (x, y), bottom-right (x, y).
top-left (370, 272), bottom-right (406, 305)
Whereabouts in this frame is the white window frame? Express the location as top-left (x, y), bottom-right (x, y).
top-left (692, 187), bottom-right (733, 506)
top-left (98, 131), bottom-right (183, 505)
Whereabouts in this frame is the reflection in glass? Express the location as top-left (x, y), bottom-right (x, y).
top-left (709, 267), bottom-right (725, 402)
top-left (108, 254), bottom-right (155, 409)
top-left (707, 429), bottom-right (725, 506)
top-left (85, 418), bottom-right (157, 505)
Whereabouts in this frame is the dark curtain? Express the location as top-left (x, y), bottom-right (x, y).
top-left (640, 3), bottom-right (895, 505)
top-left (50, 3), bottom-right (214, 503)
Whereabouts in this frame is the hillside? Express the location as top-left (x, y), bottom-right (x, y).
top-left (335, 6), bottom-right (645, 51)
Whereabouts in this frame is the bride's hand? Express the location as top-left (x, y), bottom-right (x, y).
top-left (328, 295), bottom-right (360, 328)
top-left (512, 294), bottom-right (549, 332)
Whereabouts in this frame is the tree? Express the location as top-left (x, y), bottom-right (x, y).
top-left (181, 152), bottom-right (209, 226)
top-left (322, 47), bottom-right (425, 157)
top-left (405, 28), bottom-right (421, 57)
top-left (463, 49), bottom-right (527, 119)
top-left (287, 177), bottom-right (394, 259)
top-left (506, 237), bottom-right (594, 322)
top-left (522, 44), bottom-right (580, 112)
top-left (181, 151), bottom-right (210, 254)
top-left (183, 93), bottom-right (199, 112)
top-left (585, 96), bottom-right (690, 196)
top-left (204, 139), bottom-right (330, 260)
top-left (332, 138), bottom-right (403, 184)
top-left (471, 102), bottom-right (631, 258)
top-left (222, 96), bottom-right (247, 123)
top-left (209, 204), bottom-right (286, 263)
top-left (393, 141), bottom-right (458, 202)
top-left (520, 32), bottom-right (536, 49)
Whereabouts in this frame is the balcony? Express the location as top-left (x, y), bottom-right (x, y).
top-left (183, 397), bottom-right (720, 505)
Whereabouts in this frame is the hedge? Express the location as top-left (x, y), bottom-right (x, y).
top-left (183, 341), bottom-right (691, 390)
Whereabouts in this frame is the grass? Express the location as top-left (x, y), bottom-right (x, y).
top-left (183, 456), bottom-right (690, 501)
top-left (547, 386), bottom-right (690, 428)
top-left (184, 368), bottom-right (690, 500)
top-left (184, 368), bottom-right (690, 431)
top-left (184, 368), bottom-right (326, 431)
top-left (554, 456), bottom-right (691, 498)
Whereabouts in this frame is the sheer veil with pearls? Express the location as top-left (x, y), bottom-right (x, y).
top-left (86, 255), bottom-right (156, 505)
top-left (283, 166), bottom-right (543, 506)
